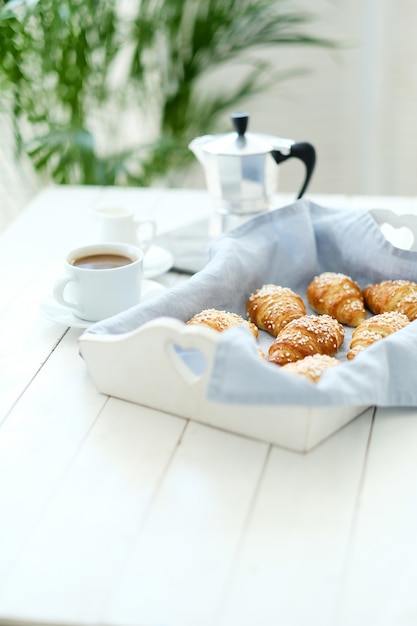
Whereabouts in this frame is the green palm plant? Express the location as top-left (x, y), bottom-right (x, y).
top-left (0, 0), bottom-right (335, 187)
top-left (0, 0), bottom-right (121, 184)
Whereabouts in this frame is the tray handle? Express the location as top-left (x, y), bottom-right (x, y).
top-left (370, 208), bottom-right (417, 251)
top-left (78, 317), bottom-right (220, 417)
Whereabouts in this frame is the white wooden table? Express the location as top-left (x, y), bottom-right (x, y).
top-left (1, 185), bottom-right (417, 626)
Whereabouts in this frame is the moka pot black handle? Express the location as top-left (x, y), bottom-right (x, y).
top-left (271, 141), bottom-right (316, 199)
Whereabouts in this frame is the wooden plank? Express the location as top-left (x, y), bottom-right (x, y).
top-left (0, 328), bottom-right (106, 588)
top-left (0, 185), bottom-right (192, 624)
top-left (216, 409), bottom-right (373, 626)
top-left (0, 185), bottom-right (169, 421)
top-left (337, 406), bottom-right (417, 626)
top-left (102, 422), bottom-right (269, 626)
top-left (0, 399), bottom-right (186, 625)
top-left (0, 264), bottom-right (71, 421)
top-left (0, 186), bottom-right (104, 314)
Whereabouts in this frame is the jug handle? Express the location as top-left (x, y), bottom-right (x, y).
top-left (271, 141), bottom-right (316, 199)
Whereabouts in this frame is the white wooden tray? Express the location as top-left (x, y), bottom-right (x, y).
top-left (78, 317), bottom-right (368, 453)
top-left (78, 207), bottom-right (417, 454)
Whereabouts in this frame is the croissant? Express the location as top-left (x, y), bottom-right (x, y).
top-left (362, 279), bottom-right (417, 321)
top-left (246, 284), bottom-right (306, 337)
top-left (268, 314), bottom-right (345, 366)
top-left (306, 271), bottom-right (366, 327)
top-left (186, 308), bottom-right (258, 338)
top-left (281, 354), bottom-right (340, 383)
top-left (347, 311), bottom-right (409, 360)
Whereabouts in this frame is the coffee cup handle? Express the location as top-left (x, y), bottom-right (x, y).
top-left (134, 219), bottom-right (156, 252)
top-left (53, 276), bottom-right (81, 313)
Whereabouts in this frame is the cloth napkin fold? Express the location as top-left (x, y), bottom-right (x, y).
top-left (85, 199), bottom-right (417, 407)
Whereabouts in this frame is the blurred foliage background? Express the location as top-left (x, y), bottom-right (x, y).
top-left (0, 0), bottom-right (335, 187)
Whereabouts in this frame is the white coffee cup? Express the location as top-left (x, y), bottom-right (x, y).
top-left (93, 206), bottom-right (156, 251)
top-left (53, 242), bottom-right (144, 322)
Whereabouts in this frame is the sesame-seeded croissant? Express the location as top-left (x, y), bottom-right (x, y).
top-left (246, 284), bottom-right (306, 337)
top-left (347, 311), bottom-right (409, 360)
top-left (281, 354), bottom-right (340, 383)
top-left (306, 271), bottom-right (366, 327)
top-left (362, 279), bottom-right (417, 321)
top-left (186, 308), bottom-right (258, 338)
top-left (268, 314), bottom-right (345, 366)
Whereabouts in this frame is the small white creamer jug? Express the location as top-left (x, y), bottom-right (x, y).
top-left (93, 206), bottom-right (156, 252)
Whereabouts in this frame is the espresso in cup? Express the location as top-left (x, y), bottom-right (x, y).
top-left (54, 243), bottom-right (144, 322)
top-left (71, 252), bottom-right (134, 270)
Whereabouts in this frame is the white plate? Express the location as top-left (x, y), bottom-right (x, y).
top-left (144, 245), bottom-right (174, 278)
top-left (40, 279), bottom-right (167, 329)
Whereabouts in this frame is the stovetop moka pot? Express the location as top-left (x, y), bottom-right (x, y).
top-left (189, 112), bottom-right (316, 215)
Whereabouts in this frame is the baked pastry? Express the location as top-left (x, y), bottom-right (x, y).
top-left (362, 279), bottom-right (417, 321)
top-left (347, 311), bottom-right (409, 360)
top-left (281, 354), bottom-right (340, 383)
top-left (268, 314), bottom-right (345, 366)
top-left (246, 284), bottom-right (306, 337)
top-left (186, 308), bottom-right (258, 337)
top-left (306, 271), bottom-right (366, 327)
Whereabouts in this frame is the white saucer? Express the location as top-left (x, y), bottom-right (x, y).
top-left (143, 245), bottom-right (174, 278)
top-left (40, 279), bottom-right (167, 329)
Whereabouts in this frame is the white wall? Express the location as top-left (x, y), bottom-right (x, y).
top-left (255, 0), bottom-right (417, 196)
top-left (0, 114), bottom-right (40, 232)
top-left (186, 0), bottom-right (417, 198)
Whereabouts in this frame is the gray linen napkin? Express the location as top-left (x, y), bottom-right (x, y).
top-left (85, 199), bottom-right (417, 407)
